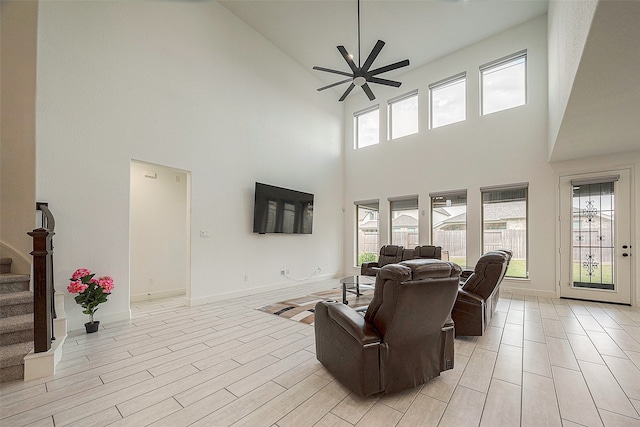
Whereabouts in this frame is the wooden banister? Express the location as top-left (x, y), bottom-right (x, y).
top-left (28, 202), bottom-right (56, 353)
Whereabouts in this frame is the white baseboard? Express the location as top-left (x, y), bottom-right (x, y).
top-left (66, 310), bottom-right (131, 334)
top-left (130, 289), bottom-right (186, 303)
top-left (188, 273), bottom-right (335, 307)
top-left (501, 285), bottom-right (557, 299)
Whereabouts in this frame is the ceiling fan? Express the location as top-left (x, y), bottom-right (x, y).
top-left (313, 0), bottom-right (410, 102)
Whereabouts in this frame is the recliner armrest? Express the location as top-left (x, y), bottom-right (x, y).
top-left (361, 261), bottom-right (380, 276)
top-left (460, 269), bottom-right (473, 281)
top-left (327, 303), bottom-right (381, 345)
top-left (456, 289), bottom-right (485, 306)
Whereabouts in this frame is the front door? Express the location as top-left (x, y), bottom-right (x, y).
top-left (559, 169), bottom-right (633, 304)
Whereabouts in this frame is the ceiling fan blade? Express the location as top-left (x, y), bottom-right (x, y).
top-left (317, 78), bottom-right (352, 91)
top-left (368, 76), bottom-right (402, 87)
top-left (369, 59), bottom-right (410, 76)
top-left (337, 46), bottom-right (358, 73)
top-left (313, 66), bottom-right (353, 78)
top-left (361, 40), bottom-right (385, 72)
top-left (339, 83), bottom-right (356, 102)
top-left (361, 83), bottom-right (376, 101)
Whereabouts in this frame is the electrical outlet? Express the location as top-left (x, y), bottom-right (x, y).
top-left (285, 269), bottom-right (290, 275)
top-left (244, 274), bottom-right (248, 281)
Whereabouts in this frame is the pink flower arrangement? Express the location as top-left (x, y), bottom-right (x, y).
top-left (68, 268), bottom-right (115, 324)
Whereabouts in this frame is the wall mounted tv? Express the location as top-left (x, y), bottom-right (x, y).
top-left (253, 182), bottom-right (314, 234)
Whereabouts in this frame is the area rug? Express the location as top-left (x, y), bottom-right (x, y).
top-left (256, 287), bottom-right (374, 325)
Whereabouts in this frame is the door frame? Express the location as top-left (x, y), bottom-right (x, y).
top-left (557, 168), bottom-right (634, 305)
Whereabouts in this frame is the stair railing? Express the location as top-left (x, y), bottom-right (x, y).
top-left (28, 202), bottom-right (56, 353)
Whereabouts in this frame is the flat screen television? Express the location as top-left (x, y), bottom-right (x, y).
top-left (253, 182), bottom-right (314, 234)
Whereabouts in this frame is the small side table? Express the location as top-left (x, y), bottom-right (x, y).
top-left (339, 275), bottom-right (375, 304)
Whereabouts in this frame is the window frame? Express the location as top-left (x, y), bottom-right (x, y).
top-left (389, 195), bottom-right (419, 246)
top-left (387, 90), bottom-right (419, 141)
top-left (430, 190), bottom-right (468, 265)
top-left (429, 72), bottom-right (467, 129)
top-left (353, 105), bottom-right (380, 149)
top-left (481, 183), bottom-right (529, 279)
top-left (355, 200), bottom-right (380, 266)
top-left (480, 50), bottom-right (527, 116)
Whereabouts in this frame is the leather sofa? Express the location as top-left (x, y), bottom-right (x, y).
top-left (315, 259), bottom-right (461, 396)
top-left (451, 250), bottom-right (512, 337)
top-left (361, 245), bottom-right (442, 276)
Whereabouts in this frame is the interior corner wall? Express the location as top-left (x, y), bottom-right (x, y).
top-left (0, 1), bottom-right (38, 273)
top-left (34, 1), bottom-right (344, 331)
top-left (130, 161), bottom-right (188, 301)
top-left (343, 15), bottom-right (557, 296)
top-left (547, 0), bottom-right (598, 157)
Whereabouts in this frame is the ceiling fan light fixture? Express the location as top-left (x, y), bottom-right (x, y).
top-left (312, 0), bottom-right (410, 101)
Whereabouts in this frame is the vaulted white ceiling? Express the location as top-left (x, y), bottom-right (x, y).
top-left (219, 0), bottom-right (640, 162)
top-left (219, 0), bottom-right (548, 89)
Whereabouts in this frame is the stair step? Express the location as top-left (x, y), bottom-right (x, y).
top-left (0, 313), bottom-right (34, 346)
top-left (0, 291), bottom-right (34, 318)
top-left (0, 313), bottom-right (34, 333)
top-left (0, 341), bottom-right (33, 383)
top-left (0, 273), bottom-right (30, 294)
top-left (0, 258), bottom-right (11, 274)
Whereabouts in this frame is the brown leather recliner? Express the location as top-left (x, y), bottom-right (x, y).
top-left (360, 245), bottom-right (404, 276)
top-left (315, 259), bottom-right (461, 396)
top-left (451, 250), bottom-right (512, 337)
top-left (413, 245), bottom-right (442, 260)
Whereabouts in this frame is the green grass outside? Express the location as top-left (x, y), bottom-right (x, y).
top-left (572, 262), bottom-right (613, 284)
top-left (451, 259), bottom-right (613, 283)
top-left (449, 257), bottom-right (467, 268)
top-left (506, 260), bottom-right (527, 278)
top-left (450, 257), bottom-right (527, 278)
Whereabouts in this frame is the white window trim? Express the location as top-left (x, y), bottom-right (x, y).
top-left (387, 90), bottom-right (419, 141)
top-left (480, 183), bottom-right (529, 279)
top-left (353, 105), bottom-right (380, 149)
top-left (480, 50), bottom-right (527, 116)
top-left (428, 72), bottom-right (467, 129)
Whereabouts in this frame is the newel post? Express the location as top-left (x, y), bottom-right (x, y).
top-left (28, 227), bottom-right (53, 353)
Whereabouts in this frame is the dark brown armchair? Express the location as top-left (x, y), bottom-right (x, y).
top-left (360, 245), bottom-right (404, 276)
top-left (451, 250), bottom-right (512, 337)
top-left (315, 259), bottom-right (461, 396)
top-left (413, 245), bottom-right (442, 260)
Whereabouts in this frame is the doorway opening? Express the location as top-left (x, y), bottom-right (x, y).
top-left (130, 160), bottom-right (191, 303)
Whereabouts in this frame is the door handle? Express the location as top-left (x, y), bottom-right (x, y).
top-left (622, 253), bottom-right (629, 257)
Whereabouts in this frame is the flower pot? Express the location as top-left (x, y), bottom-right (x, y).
top-left (85, 321), bottom-right (100, 333)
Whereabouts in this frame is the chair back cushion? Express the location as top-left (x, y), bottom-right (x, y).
top-left (460, 251), bottom-right (509, 301)
top-left (413, 245), bottom-right (442, 260)
top-left (364, 259), bottom-right (461, 393)
top-left (377, 245), bottom-right (404, 267)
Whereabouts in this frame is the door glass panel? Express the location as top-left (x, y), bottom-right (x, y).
top-left (572, 182), bottom-right (615, 290)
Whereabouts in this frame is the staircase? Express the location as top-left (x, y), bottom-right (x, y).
top-left (0, 258), bottom-right (34, 383)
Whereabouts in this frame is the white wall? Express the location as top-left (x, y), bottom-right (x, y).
top-left (35, 1), bottom-right (344, 330)
top-left (343, 16), bottom-right (557, 296)
top-left (0, 1), bottom-right (38, 273)
top-left (130, 160), bottom-right (188, 301)
top-left (547, 0), bottom-right (598, 156)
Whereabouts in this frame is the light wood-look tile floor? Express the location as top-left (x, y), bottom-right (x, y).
top-left (3, 279), bottom-right (640, 426)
